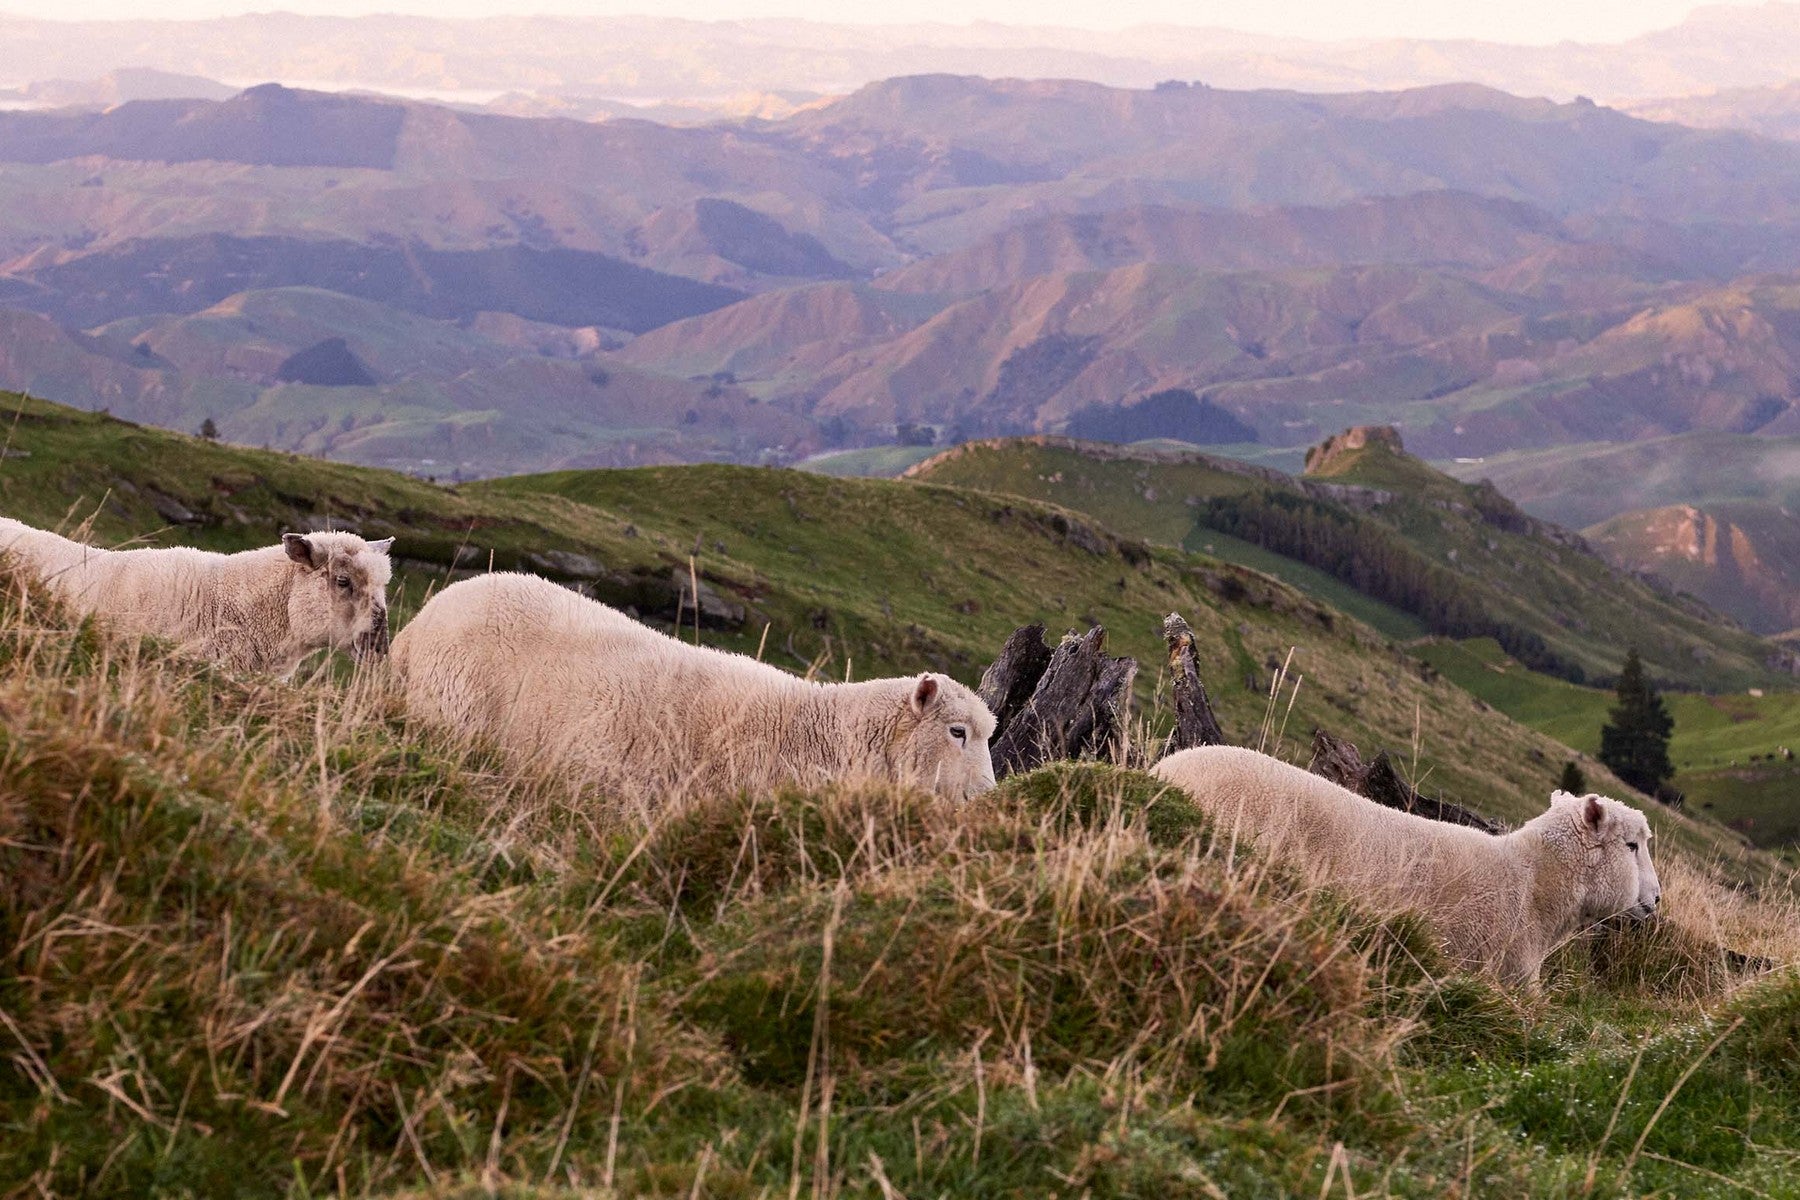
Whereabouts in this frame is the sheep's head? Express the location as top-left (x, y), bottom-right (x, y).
top-left (1556, 790), bottom-right (1661, 923)
top-left (282, 532), bottom-right (395, 664)
top-left (890, 673), bottom-right (997, 801)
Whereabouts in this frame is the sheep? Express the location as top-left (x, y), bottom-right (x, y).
top-left (0, 518), bottom-right (394, 676)
top-left (389, 571), bottom-right (997, 802)
top-left (1152, 745), bottom-right (1662, 986)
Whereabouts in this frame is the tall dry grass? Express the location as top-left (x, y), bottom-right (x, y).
top-left (4, 556), bottom-right (1799, 1198)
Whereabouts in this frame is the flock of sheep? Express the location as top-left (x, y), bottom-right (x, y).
top-left (0, 520), bottom-right (1662, 987)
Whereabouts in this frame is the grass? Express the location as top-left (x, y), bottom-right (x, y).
top-left (907, 436), bottom-right (1789, 692)
top-left (1417, 637), bottom-right (1800, 850)
top-left (5, 558), bottom-right (1800, 1197)
top-left (0, 391), bottom-right (1776, 864)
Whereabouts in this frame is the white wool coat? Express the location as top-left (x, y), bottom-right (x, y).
top-left (390, 571), bottom-right (998, 801)
top-left (0, 519), bottom-right (393, 676)
top-left (1153, 745), bottom-right (1661, 985)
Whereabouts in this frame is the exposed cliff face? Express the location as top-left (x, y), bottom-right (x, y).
top-left (1587, 502), bottom-right (1800, 635)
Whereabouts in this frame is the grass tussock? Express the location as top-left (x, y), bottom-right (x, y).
top-left (6, 560), bottom-right (1800, 1198)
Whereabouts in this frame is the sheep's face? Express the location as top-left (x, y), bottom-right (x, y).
top-left (282, 532), bottom-right (395, 663)
top-left (892, 673), bottom-right (997, 801)
top-left (1558, 791), bottom-right (1662, 922)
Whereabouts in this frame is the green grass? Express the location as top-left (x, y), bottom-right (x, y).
top-left (908, 436), bottom-right (1788, 692)
top-left (0, 391), bottom-right (1776, 867)
top-left (4, 560), bottom-right (1800, 1198)
top-left (1417, 637), bottom-right (1800, 848)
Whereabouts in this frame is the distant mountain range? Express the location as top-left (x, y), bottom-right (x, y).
top-left (3, 72), bottom-right (1800, 500)
top-left (13, 7), bottom-right (1800, 104)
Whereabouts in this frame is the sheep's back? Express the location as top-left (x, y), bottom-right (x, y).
top-left (1153, 746), bottom-right (1505, 905)
top-left (394, 572), bottom-right (809, 784)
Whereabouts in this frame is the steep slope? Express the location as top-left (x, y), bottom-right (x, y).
top-left (620, 262), bottom-right (1530, 443)
top-left (905, 434), bottom-right (1793, 691)
top-left (1452, 433), bottom-right (1800, 636)
top-left (1586, 502), bottom-right (1800, 635)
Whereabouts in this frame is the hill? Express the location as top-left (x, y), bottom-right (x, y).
top-left (904, 433), bottom-right (1795, 692)
top-left (0, 389), bottom-right (1756, 845)
top-left (6, 394), bottom-right (1800, 1197)
top-left (871, 193), bottom-right (1574, 294)
top-left (1444, 434), bottom-right (1800, 635)
top-left (21, 6), bottom-right (1800, 104)
top-left (1417, 637), bottom-right (1800, 850)
top-left (1586, 502), bottom-right (1800, 635)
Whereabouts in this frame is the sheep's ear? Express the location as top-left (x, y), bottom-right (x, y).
top-left (910, 674), bottom-right (939, 714)
top-left (367, 537), bottom-right (395, 555)
top-left (1582, 795), bottom-right (1607, 833)
top-left (282, 533), bottom-right (317, 567)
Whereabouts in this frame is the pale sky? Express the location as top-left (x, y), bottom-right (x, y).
top-left (0, 0), bottom-right (1774, 43)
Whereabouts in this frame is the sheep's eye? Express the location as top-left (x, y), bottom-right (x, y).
top-left (1625, 841), bottom-right (1639, 853)
top-left (335, 576), bottom-right (352, 590)
top-left (949, 724), bottom-right (968, 744)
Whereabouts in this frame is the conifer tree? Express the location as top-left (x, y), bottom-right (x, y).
top-left (1598, 649), bottom-right (1674, 796)
top-left (1558, 760), bottom-right (1587, 795)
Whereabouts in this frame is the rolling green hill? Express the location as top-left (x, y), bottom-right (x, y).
top-left (0, 390), bottom-right (1762, 857)
top-left (906, 435), bottom-right (1795, 693)
top-left (1416, 638), bottom-right (1800, 851)
top-left (6, 394), bottom-right (1800, 1198)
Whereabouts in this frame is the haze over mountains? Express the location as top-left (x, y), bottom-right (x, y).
top-left (13, 5), bottom-right (1800, 105)
top-left (8, 11), bottom-right (1800, 624)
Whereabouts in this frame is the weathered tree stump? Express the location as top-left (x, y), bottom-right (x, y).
top-left (1160, 612), bottom-right (1225, 755)
top-left (1308, 728), bottom-right (1504, 834)
top-left (984, 625), bottom-right (1138, 779)
top-left (978, 622), bottom-right (1055, 746)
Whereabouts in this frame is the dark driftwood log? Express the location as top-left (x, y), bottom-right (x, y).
top-left (1308, 728), bottom-right (1504, 835)
top-left (1160, 612), bottom-right (1225, 755)
top-left (978, 622), bottom-right (1054, 746)
top-left (988, 626), bottom-right (1139, 779)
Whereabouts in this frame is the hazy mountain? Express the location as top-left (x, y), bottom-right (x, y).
top-left (14, 6), bottom-right (1800, 104)
top-left (873, 194), bottom-right (1572, 294)
top-left (12, 234), bottom-right (745, 332)
top-left (9, 75), bottom-right (1800, 472)
top-left (1628, 80), bottom-right (1800, 141)
top-left (0, 68), bottom-right (236, 108)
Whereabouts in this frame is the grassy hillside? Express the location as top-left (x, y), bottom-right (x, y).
top-left (1418, 637), bottom-right (1800, 852)
top-left (0, 389), bottom-right (1768, 861)
top-left (7, 461), bottom-right (1800, 1196)
top-left (907, 436), bottom-right (1792, 693)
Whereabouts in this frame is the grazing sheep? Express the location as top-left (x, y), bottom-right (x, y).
top-left (1153, 745), bottom-right (1661, 985)
top-left (0, 519), bottom-right (394, 675)
top-left (390, 571), bottom-right (997, 802)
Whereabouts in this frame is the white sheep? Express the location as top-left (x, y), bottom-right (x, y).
top-left (0, 518), bottom-right (394, 676)
top-left (1152, 745), bottom-right (1662, 985)
top-left (389, 571), bottom-right (997, 802)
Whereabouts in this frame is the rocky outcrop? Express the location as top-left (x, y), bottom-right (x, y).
top-left (1303, 425), bottom-right (1405, 475)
